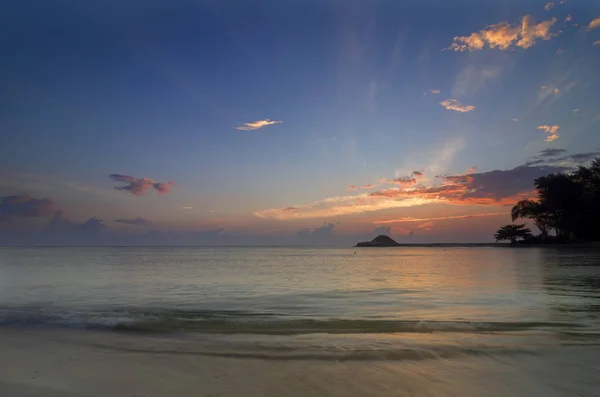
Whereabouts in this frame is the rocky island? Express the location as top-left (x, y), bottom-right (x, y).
top-left (355, 235), bottom-right (400, 247)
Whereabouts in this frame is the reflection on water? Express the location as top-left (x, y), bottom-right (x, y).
top-left (0, 247), bottom-right (599, 334)
top-left (1, 247), bottom-right (600, 396)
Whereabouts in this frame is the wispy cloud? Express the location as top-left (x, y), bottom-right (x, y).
top-left (374, 212), bottom-right (507, 224)
top-left (452, 65), bottom-right (503, 97)
top-left (429, 89), bottom-right (441, 94)
top-left (594, 40), bottom-right (600, 46)
top-left (115, 217), bottom-right (151, 226)
top-left (565, 14), bottom-right (573, 22)
top-left (235, 119), bottom-right (282, 131)
top-left (587, 17), bottom-right (600, 31)
top-left (448, 15), bottom-right (558, 51)
top-left (440, 98), bottom-right (476, 113)
top-left (347, 185), bottom-right (358, 191)
top-left (181, 206), bottom-right (193, 210)
top-left (544, 2), bottom-right (555, 11)
top-left (537, 125), bottom-right (560, 142)
top-left (526, 150), bottom-right (600, 167)
top-left (512, 118), bottom-right (520, 122)
top-left (538, 148), bottom-right (567, 157)
top-left (110, 174), bottom-right (174, 196)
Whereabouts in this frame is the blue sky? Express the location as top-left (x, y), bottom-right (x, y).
top-left (1, 0), bottom-right (600, 244)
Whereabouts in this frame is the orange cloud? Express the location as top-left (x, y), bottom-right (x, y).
top-left (235, 119), bottom-right (282, 131)
top-left (544, 2), bottom-right (555, 11)
top-left (594, 40), bottom-right (600, 46)
top-left (373, 212), bottom-right (508, 224)
top-left (255, 164), bottom-right (561, 220)
top-left (439, 98), bottom-right (476, 113)
top-left (587, 17), bottom-right (600, 31)
top-left (537, 125), bottom-right (560, 142)
top-left (448, 15), bottom-right (558, 51)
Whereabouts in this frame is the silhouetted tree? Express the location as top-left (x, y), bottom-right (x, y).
top-left (494, 224), bottom-right (533, 244)
top-left (507, 157), bottom-right (600, 243)
top-left (511, 200), bottom-right (552, 238)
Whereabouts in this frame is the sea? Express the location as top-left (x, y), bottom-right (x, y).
top-left (1, 246), bottom-right (600, 396)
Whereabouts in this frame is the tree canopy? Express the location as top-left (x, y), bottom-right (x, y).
top-left (499, 158), bottom-right (600, 243)
top-left (494, 224), bottom-right (533, 244)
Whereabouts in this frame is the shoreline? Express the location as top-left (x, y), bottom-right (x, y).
top-left (2, 328), bottom-right (600, 397)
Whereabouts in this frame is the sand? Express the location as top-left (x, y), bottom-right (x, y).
top-left (2, 328), bottom-right (600, 397)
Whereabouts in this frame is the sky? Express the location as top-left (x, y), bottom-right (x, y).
top-left (1, 0), bottom-right (600, 245)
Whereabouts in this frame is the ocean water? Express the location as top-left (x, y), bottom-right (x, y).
top-left (1, 246), bottom-right (600, 396)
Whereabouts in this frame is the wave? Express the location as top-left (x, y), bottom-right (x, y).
top-left (0, 307), bottom-right (584, 335)
top-left (86, 342), bottom-right (543, 362)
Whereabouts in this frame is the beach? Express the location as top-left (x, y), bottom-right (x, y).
top-left (3, 327), bottom-right (600, 397)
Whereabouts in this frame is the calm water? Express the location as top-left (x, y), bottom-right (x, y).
top-left (1, 246), bottom-right (600, 395)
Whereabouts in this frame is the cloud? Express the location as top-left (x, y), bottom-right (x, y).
top-left (235, 119), bottom-right (282, 131)
top-left (296, 223), bottom-right (337, 243)
top-left (573, 108), bottom-right (580, 113)
top-left (374, 212), bottom-right (507, 224)
top-left (512, 118), bottom-right (520, 122)
top-left (389, 171), bottom-right (423, 187)
top-left (544, 2), bottom-right (555, 11)
top-left (282, 207), bottom-right (298, 213)
top-left (110, 174), bottom-right (174, 196)
top-left (448, 15), bottom-right (558, 51)
top-left (452, 65), bottom-right (504, 97)
top-left (256, 164), bottom-right (568, 220)
top-left (0, 195), bottom-right (55, 222)
top-left (80, 218), bottom-right (106, 233)
top-left (553, 88), bottom-right (559, 95)
top-left (525, 150), bottom-right (600, 168)
top-left (538, 148), bottom-right (567, 157)
top-left (360, 184), bottom-right (376, 189)
top-left (181, 206), bottom-right (193, 210)
top-left (560, 152), bottom-right (600, 163)
top-left (587, 17), bottom-right (600, 31)
top-left (390, 177), bottom-right (417, 187)
top-left (115, 217), bottom-right (151, 226)
top-left (348, 185), bottom-right (357, 191)
top-left (440, 99), bottom-right (476, 113)
top-left (429, 89), bottom-right (441, 94)
top-left (594, 40), bottom-right (600, 46)
top-left (537, 125), bottom-right (560, 142)
top-left (373, 226), bottom-right (392, 235)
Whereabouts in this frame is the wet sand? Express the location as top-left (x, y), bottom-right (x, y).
top-left (2, 328), bottom-right (600, 397)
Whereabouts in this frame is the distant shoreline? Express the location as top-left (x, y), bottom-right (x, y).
top-left (356, 242), bottom-right (600, 248)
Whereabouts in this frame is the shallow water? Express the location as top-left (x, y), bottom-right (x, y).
top-left (1, 246), bottom-right (600, 395)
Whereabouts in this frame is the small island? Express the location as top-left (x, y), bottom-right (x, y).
top-left (356, 235), bottom-right (400, 247)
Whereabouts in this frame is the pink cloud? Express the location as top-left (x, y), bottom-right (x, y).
top-left (110, 174), bottom-right (174, 196)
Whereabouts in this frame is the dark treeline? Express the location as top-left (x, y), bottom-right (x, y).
top-left (495, 158), bottom-right (600, 244)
